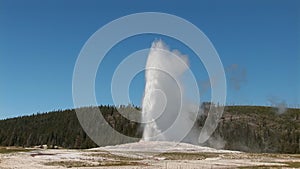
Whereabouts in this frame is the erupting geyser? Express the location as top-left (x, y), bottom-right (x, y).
top-left (142, 40), bottom-right (199, 143)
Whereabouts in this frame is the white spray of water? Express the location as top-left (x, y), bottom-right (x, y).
top-left (142, 40), bottom-right (199, 142)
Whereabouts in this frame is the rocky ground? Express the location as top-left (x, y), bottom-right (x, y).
top-left (0, 141), bottom-right (299, 169)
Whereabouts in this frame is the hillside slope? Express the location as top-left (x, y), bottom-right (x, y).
top-left (201, 106), bottom-right (300, 153)
top-left (0, 105), bottom-right (299, 153)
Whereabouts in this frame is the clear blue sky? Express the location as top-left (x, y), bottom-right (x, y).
top-left (1, 0), bottom-right (299, 119)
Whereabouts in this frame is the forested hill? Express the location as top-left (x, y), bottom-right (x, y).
top-left (0, 105), bottom-right (143, 149)
top-left (0, 105), bottom-right (299, 153)
top-left (202, 105), bottom-right (300, 153)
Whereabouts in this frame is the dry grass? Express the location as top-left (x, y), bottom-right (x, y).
top-left (238, 161), bottom-right (300, 168)
top-left (45, 161), bottom-right (93, 168)
top-left (45, 160), bottom-right (145, 168)
top-left (88, 152), bottom-right (141, 161)
top-left (46, 151), bottom-right (146, 168)
top-left (156, 152), bottom-right (219, 160)
top-left (0, 147), bottom-right (32, 154)
top-left (283, 161), bottom-right (300, 168)
top-left (220, 153), bottom-right (300, 160)
top-left (238, 166), bottom-right (284, 169)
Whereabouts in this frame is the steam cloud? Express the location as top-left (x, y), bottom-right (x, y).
top-left (199, 64), bottom-right (247, 94)
top-left (226, 64), bottom-right (247, 90)
top-left (142, 40), bottom-right (198, 142)
top-left (268, 96), bottom-right (287, 114)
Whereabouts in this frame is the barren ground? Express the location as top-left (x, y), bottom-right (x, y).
top-left (0, 141), bottom-right (299, 169)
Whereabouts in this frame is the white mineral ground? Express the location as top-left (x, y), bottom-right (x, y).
top-left (0, 141), bottom-right (299, 169)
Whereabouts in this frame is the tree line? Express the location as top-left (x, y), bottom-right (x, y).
top-left (0, 104), bottom-right (299, 153)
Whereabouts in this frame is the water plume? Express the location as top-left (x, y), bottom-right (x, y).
top-left (142, 40), bottom-right (199, 142)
